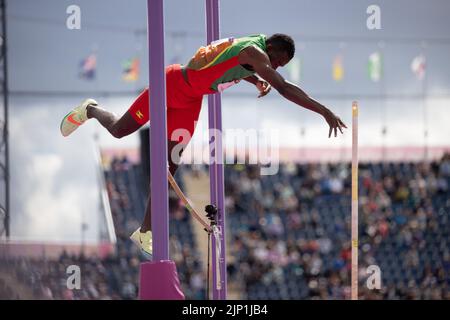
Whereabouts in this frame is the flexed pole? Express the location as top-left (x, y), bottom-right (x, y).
top-left (167, 170), bottom-right (212, 233)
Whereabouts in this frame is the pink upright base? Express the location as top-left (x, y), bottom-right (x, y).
top-left (139, 260), bottom-right (185, 300)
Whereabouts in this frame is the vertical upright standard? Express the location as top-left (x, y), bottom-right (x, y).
top-left (148, 0), bottom-right (168, 262)
top-left (205, 0), bottom-right (227, 300)
top-left (0, 0), bottom-right (9, 240)
top-left (139, 0), bottom-right (184, 299)
top-left (351, 101), bottom-right (359, 300)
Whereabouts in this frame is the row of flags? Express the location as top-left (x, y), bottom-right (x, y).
top-left (286, 52), bottom-right (427, 83)
top-left (79, 52), bottom-right (427, 83)
top-left (79, 53), bottom-right (140, 82)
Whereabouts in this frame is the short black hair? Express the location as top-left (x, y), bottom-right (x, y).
top-left (267, 33), bottom-right (295, 60)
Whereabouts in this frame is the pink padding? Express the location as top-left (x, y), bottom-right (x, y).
top-left (139, 260), bottom-right (185, 300)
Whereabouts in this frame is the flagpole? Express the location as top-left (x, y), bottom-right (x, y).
top-left (379, 43), bottom-right (387, 162)
top-left (335, 42), bottom-right (346, 163)
top-left (133, 31), bottom-right (144, 93)
top-left (422, 43), bottom-right (428, 162)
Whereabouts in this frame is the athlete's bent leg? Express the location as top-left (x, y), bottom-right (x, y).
top-left (60, 89), bottom-right (150, 138)
top-left (87, 106), bottom-right (142, 139)
top-left (140, 140), bottom-right (185, 232)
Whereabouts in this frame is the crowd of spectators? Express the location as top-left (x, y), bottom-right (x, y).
top-left (0, 156), bottom-right (205, 300)
top-left (225, 154), bottom-right (449, 299)
top-left (1, 153), bottom-right (449, 300)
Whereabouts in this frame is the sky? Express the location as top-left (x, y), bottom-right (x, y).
top-left (5, 0), bottom-right (450, 243)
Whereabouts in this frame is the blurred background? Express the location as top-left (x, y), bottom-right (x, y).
top-left (0, 0), bottom-right (449, 299)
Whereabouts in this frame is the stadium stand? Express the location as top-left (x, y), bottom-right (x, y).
top-left (0, 155), bottom-right (205, 300)
top-left (0, 153), bottom-right (448, 299)
top-left (225, 154), bottom-right (449, 299)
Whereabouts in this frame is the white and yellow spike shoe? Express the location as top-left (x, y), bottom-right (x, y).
top-left (130, 227), bottom-right (153, 260)
top-left (60, 98), bottom-right (98, 137)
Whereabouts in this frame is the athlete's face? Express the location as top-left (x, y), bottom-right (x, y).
top-left (268, 47), bottom-right (291, 70)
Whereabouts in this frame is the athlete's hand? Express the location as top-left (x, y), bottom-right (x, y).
top-left (322, 109), bottom-right (347, 138)
top-left (256, 80), bottom-right (271, 98)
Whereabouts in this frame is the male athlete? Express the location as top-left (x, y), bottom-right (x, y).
top-left (60, 34), bottom-right (347, 258)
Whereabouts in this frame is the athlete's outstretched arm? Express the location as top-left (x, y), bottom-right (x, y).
top-left (243, 75), bottom-right (259, 85)
top-left (243, 75), bottom-right (272, 98)
top-left (239, 46), bottom-right (347, 137)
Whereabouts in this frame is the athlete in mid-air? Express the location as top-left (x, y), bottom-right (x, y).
top-left (60, 34), bottom-right (347, 258)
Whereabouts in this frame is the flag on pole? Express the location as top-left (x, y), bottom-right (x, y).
top-left (411, 54), bottom-right (426, 80)
top-left (287, 56), bottom-right (302, 83)
top-left (368, 51), bottom-right (382, 82)
top-left (122, 57), bottom-right (140, 82)
top-left (79, 53), bottom-right (96, 80)
top-left (332, 55), bottom-right (344, 82)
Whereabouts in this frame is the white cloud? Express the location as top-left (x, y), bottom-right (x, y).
top-left (10, 99), bottom-right (104, 242)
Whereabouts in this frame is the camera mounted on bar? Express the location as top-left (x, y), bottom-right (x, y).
top-left (204, 204), bottom-right (218, 230)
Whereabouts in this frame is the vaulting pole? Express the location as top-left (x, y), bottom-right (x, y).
top-left (351, 101), bottom-right (359, 300)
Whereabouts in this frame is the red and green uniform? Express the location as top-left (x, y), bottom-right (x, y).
top-left (128, 34), bottom-right (267, 140)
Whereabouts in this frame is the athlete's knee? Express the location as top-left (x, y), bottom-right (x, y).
top-left (109, 124), bottom-right (127, 139)
top-left (110, 112), bottom-right (142, 139)
top-left (169, 162), bottom-right (179, 176)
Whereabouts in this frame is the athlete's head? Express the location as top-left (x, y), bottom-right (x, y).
top-left (266, 33), bottom-right (295, 69)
